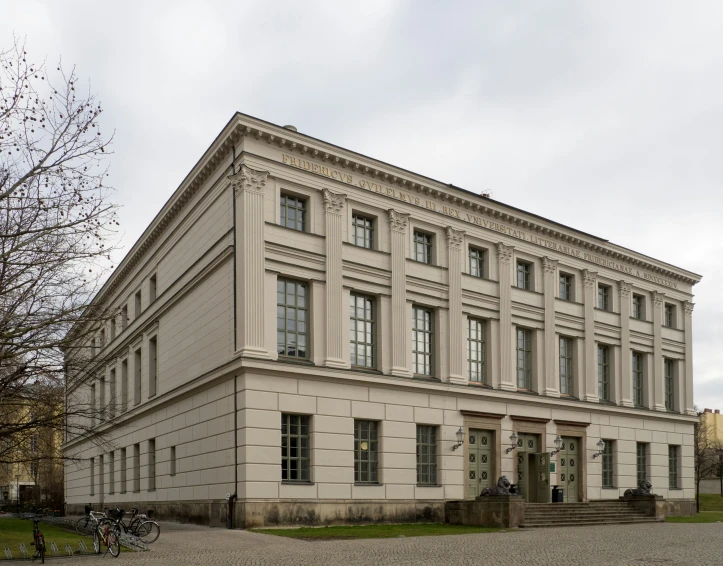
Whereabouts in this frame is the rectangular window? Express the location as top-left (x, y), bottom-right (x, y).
top-left (602, 440), bottom-right (614, 488)
top-left (133, 443), bottom-right (140, 492)
top-left (91, 337), bottom-right (97, 358)
top-left (516, 261), bottom-right (531, 290)
top-left (632, 352), bottom-right (644, 407)
top-left (351, 213), bottom-right (374, 249)
top-left (516, 328), bottom-right (532, 389)
top-left (598, 284), bottom-right (610, 311)
top-left (134, 290), bottom-right (142, 319)
top-left (664, 358), bottom-right (675, 411)
top-left (349, 293), bottom-right (375, 368)
top-left (149, 336), bottom-right (158, 398)
top-left (30, 461), bottom-right (38, 479)
top-left (664, 304), bottom-right (675, 328)
top-left (559, 336), bottom-right (573, 395)
top-left (354, 420), bottom-right (378, 484)
top-left (110, 317), bottom-right (116, 342)
top-left (468, 318), bottom-right (486, 383)
top-left (469, 247), bottom-right (485, 278)
top-left (99, 454), bottom-right (104, 497)
top-left (148, 439), bottom-right (156, 491)
top-left (559, 273), bottom-right (572, 301)
top-left (120, 447), bottom-right (127, 493)
top-left (277, 279), bottom-right (308, 359)
top-left (281, 414), bottom-right (310, 482)
top-left (669, 445), bottom-right (679, 489)
top-left (170, 446), bottom-right (176, 477)
top-left (413, 231), bottom-right (432, 264)
top-left (636, 443), bottom-right (648, 485)
top-left (109, 369), bottom-right (116, 419)
top-left (134, 347), bottom-right (142, 406)
top-left (90, 458), bottom-right (95, 496)
top-left (30, 435), bottom-right (38, 453)
top-left (90, 383), bottom-right (96, 427)
top-left (108, 452), bottom-right (115, 495)
top-left (149, 274), bottom-right (157, 303)
top-left (598, 345), bottom-right (610, 401)
top-left (100, 328), bottom-right (106, 348)
top-left (416, 425), bottom-right (438, 486)
top-left (121, 305), bottom-right (128, 330)
top-left (99, 377), bottom-right (105, 421)
top-left (412, 306), bottom-right (433, 376)
top-left (121, 359), bottom-right (128, 413)
top-left (632, 294), bottom-right (644, 320)
top-left (280, 193), bottom-right (306, 231)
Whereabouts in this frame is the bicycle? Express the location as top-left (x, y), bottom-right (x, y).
top-left (74, 505), bottom-right (97, 536)
top-left (107, 507), bottom-right (161, 543)
top-left (92, 515), bottom-right (120, 557)
top-left (21, 511), bottom-right (47, 564)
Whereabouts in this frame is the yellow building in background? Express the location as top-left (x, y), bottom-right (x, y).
top-left (701, 408), bottom-right (723, 445)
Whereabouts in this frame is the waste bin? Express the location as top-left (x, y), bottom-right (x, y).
top-left (551, 485), bottom-right (564, 503)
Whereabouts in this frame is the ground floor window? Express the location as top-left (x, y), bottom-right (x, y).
top-left (281, 414), bottom-right (310, 482)
top-left (669, 445), bottom-right (679, 489)
top-left (354, 420), bottom-right (378, 484)
top-left (602, 440), bottom-right (614, 488)
top-left (636, 442), bottom-right (648, 485)
top-left (416, 425), bottom-right (437, 486)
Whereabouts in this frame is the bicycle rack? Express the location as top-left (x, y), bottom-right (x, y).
top-left (65, 543), bottom-right (74, 556)
top-left (19, 543), bottom-right (29, 559)
top-left (50, 541), bottom-right (59, 555)
top-left (78, 540), bottom-right (88, 552)
top-left (4, 548), bottom-right (12, 560)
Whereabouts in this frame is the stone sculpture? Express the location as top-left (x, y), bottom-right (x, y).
top-left (479, 475), bottom-right (515, 496)
top-left (624, 479), bottom-right (653, 497)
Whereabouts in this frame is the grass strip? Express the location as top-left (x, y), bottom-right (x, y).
top-left (253, 523), bottom-right (504, 540)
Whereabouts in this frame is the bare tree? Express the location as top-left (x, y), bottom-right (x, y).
top-left (693, 409), bottom-right (721, 512)
top-left (0, 38), bottom-right (118, 468)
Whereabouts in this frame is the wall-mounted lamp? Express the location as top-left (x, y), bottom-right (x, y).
top-left (506, 431), bottom-right (519, 454)
top-left (452, 427), bottom-right (465, 451)
top-left (592, 438), bottom-right (606, 458)
top-left (550, 435), bottom-right (564, 457)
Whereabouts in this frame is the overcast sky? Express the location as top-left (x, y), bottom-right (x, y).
top-left (4, 0), bottom-right (722, 409)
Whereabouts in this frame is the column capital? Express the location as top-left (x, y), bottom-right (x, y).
top-left (542, 256), bottom-right (558, 276)
top-left (388, 209), bottom-right (410, 233)
top-left (323, 189), bottom-right (347, 215)
top-left (229, 165), bottom-right (268, 196)
top-left (684, 301), bottom-right (694, 315)
top-left (497, 243), bottom-right (514, 264)
top-left (619, 280), bottom-right (632, 298)
top-left (582, 269), bottom-right (597, 288)
top-left (652, 291), bottom-right (665, 307)
top-left (445, 226), bottom-right (465, 249)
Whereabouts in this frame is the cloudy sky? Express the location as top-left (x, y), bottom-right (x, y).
top-left (4, 0), bottom-right (722, 408)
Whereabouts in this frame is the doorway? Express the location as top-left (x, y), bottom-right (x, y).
top-left (467, 429), bottom-right (493, 499)
top-left (558, 436), bottom-right (580, 502)
top-left (515, 433), bottom-right (550, 503)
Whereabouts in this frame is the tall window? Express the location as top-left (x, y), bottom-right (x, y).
top-left (90, 458), bottom-right (95, 496)
top-left (134, 290), bottom-right (142, 318)
top-left (664, 358), bottom-right (675, 411)
top-left (412, 306), bottom-right (433, 376)
top-left (559, 337), bottom-right (573, 395)
top-left (351, 213), bottom-right (373, 249)
top-left (133, 443), bottom-right (140, 492)
top-left (149, 336), bottom-right (158, 398)
top-left (354, 420), bottom-right (378, 484)
top-left (664, 304), bottom-right (675, 328)
top-left (281, 414), bottom-right (310, 482)
top-left (280, 193), bottom-right (306, 231)
top-left (99, 377), bottom-right (105, 421)
top-left (602, 440), bottom-right (614, 488)
top-left (516, 328), bottom-right (532, 389)
top-left (469, 247), bottom-right (485, 278)
top-left (516, 261), bottom-right (531, 290)
top-left (90, 383), bottom-right (96, 427)
top-left (468, 318), bottom-right (486, 383)
top-left (416, 425), bottom-right (437, 486)
top-left (277, 279), bottom-right (308, 359)
top-left (632, 352), bottom-right (644, 407)
top-left (109, 368), bottom-right (116, 418)
top-left (120, 447), bottom-right (126, 493)
top-left (669, 445), bottom-right (679, 489)
top-left (170, 446), bottom-right (176, 477)
top-left (413, 231), bottom-right (432, 264)
top-left (559, 273), bottom-right (572, 301)
top-left (110, 317), bottom-right (116, 341)
top-left (350, 294), bottom-right (375, 368)
top-left (121, 305), bottom-right (128, 330)
top-left (108, 452), bottom-right (115, 495)
top-left (149, 274), bottom-right (157, 303)
top-left (598, 284), bottom-right (610, 311)
top-left (121, 359), bottom-right (128, 413)
top-left (99, 455), bottom-right (104, 497)
top-left (632, 295), bottom-right (644, 320)
top-left (636, 443), bottom-right (648, 484)
top-left (148, 439), bottom-right (156, 491)
top-left (134, 347), bottom-right (142, 406)
top-left (100, 328), bottom-right (106, 348)
top-left (598, 345), bottom-right (610, 401)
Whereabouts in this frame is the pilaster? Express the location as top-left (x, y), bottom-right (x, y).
top-left (497, 243), bottom-right (515, 391)
top-left (389, 210), bottom-right (412, 377)
top-left (230, 165), bottom-right (271, 359)
top-left (582, 269), bottom-right (598, 402)
top-left (683, 301), bottom-right (696, 415)
top-left (542, 257), bottom-right (559, 397)
top-left (323, 189), bottom-right (348, 369)
top-left (446, 227), bottom-right (466, 385)
top-left (619, 281), bottom-right (634, 407)
top-left (652, 291), bottom-right (666, 411)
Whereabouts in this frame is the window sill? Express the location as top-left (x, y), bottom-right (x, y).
top-left (148, 489), bottom-right (156, 493)
top-left (354, 483), bottom-right (383, 487)
top-left (602, 486), bottom-right (618, 490)
top-left (416, 484), bottom-right (441, 488)
top-left (516, 388), bottom-right (539, 396)
top-left (413, 375), bottom-right (440, 383)
top-left (133, 490), bottom-right (140, 494)
top-left (468, 381), bottom-right (492, 389)
top-left (669, 487), bottom-right (683, 491)
top-left (276, 357), bottom-right (315, 366)
top-left (281, 481), bottom-right (314, 485)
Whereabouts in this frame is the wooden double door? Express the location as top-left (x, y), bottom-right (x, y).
top-left (516, 433), bottom-right (550, 503)
top-left (558, 436), bottom-right (580, 502)
top-left (466, 429), bottom-right (493, 499)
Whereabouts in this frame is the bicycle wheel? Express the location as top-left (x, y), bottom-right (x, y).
top-left (75, 517), bottom-right (91, 536)
top-left (128, 517), bottom-right (142, 536)
top-left (136, 520), bottom-right (160, 543)
top-left (93, 530), bottom-right (101, 554)
top-left (108, 532), bottom-right (120, 557)
top-left (37, 534), bottom-right (45, 564)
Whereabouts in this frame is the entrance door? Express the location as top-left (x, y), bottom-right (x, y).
top-left (558, 436), bottom-right (580, 502)
top-left (535, 452), bottom-right (551, 503)
top-left (516, 433), bottom-right (540, 502)
top-left (467, 429), bottom-right (493, 498)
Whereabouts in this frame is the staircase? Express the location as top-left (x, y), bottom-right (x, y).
top-left (521, 500), bottom-right (662, 528)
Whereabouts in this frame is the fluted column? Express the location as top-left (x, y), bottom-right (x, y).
top-left (652, 291), bottom-right (666, 411)
top-left (323, 189), bottom-right (348, 368)
top-left (390, 210), bottom-right (412, 377)
top-left (230, 165), bottom-right (270, 359)
top-left (619, 281), bottom-right (633, 407)
top-left (582, 269), bottom-right (598, 402)
top-left (497, 243), bottom-right (515, 391)
top-left (683, 301), bottom-right (696, 415)
top-left (446, 227), bottom-right (466, 385)
top-left (542, 257), bottom-right (559, 397)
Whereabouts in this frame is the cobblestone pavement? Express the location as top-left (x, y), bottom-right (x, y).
top-left (92, 521), bottom-right (723, 565)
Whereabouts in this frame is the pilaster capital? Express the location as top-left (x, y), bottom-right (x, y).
top-left (542, 256), bottom-right (558, 276)
top-left (684, 301), bottom-right (695, 316)
top-left (582, 269), bottom-right (597, 288)
top-left (619, 280), bottom-right (632, 298)
top-left (497, 243), bottom-right (514, 264)
top-left (388, 209), bottom-right (410, 233)
top-left (228, 165), bottom-right (268, 196)
top-left (445, 227), bottom-right (465, 249)
top-left (652, 291), bottom-right (665, 307)
top-left (322, 189), bottom-right (346, 215)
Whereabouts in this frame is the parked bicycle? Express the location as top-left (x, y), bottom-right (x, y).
top-left (106, 507), bottom-right (161, 544)
top-left (92, 516), bottom-right (120, 557)
top-left (21, 510), bottom-right (47, 563)
top-left (74, 505), bottom-right (97, 536)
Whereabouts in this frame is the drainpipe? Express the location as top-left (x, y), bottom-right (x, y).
top-left (228, 373), bottom-right (238, 529)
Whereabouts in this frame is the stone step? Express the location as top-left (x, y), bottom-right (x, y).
top-left (525, 511), bottom-right (648, 518)
top-left (521, 518), bottom-right (661, 528)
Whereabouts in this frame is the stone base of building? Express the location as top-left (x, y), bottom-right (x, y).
top-left (445, 496), bottom-right (525, 528)
top-left (620, 495), bottom-right (697, 519)
top-left (663, 498), bottom-right (697, 517)
top-left (65, 500), bottom-right (229, 528)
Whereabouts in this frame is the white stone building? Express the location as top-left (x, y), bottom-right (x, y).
top-left (63, 113), bottom-right (701, 527)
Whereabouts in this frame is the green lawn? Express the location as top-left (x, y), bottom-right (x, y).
top-left (253, 523), bottom-right (503, 540)
top-left (0, 518), bottom-right (88, 558)
top-left (699, 493), bottom-right (723, 512)
top-left (666, 511), bottom-right (723, 524)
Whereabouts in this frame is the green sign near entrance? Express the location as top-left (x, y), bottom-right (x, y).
top-left (549, 462), bottom-right (556, 473)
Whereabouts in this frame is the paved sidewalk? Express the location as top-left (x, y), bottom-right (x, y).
top-left (95, 521), bottom-right (723, 566)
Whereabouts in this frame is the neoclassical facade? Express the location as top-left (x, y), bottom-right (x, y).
top-left (64, 113), bottom-right (701, 526)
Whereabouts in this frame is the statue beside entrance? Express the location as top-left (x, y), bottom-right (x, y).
top-left (624, 479), bottom-right (653, 497)
top-left (479, 475), bottom-right (517, 496)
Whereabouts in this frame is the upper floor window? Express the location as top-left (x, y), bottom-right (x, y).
top-left (350, 293), bottom-right (375, 368)
top-left (134, 290), bottom-right (142, 319)
top-left (664, 304), bottom-right (675, 328)
top-left (412, 306), bottom-right (433, 376)
top-left (559, 336), bottom-right (573, 395)
top-left (469, 247), bottom-right (485, 278)
top-left (99, 328), bottom-right (106, 348)
top-left (467, 318), bottom-right (486, 384)
top-left (277, 279), bottom-right (308, 359)
top-left (632, 294), bottom-right (644, 320)
top-left (121, 305), bottom-right (128, 331)
top-left (413, 231), bottom-right (432, 264)
top-left (664, 358), bottom-right (675, 411)
top-left (516, 261), bottom-right (531, 290)
top-left (632, 352), bottom-right (644, 407)
top-left (280, 193), bottom-right (306, 232)
top-left (149, 274), bottom-right (157, 303)
top-left (281, 413), bottom-right (310, 482)
top-left (351, 213), bottom-right (374, 249)
top-left (559, 273), bottom-right (573, 301)
top-left (516, 328), bottom-right (532, 389)
top-left (597, 284), bottom-right (611, 311)
top-left (598, 344), bottom-right (610, 401)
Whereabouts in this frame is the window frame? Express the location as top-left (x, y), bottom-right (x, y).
top-left (664, 303), bottom-right (675, 328)
top-left (516, 328), bottom-right (532, 390)
top-left (148, 335), bottom-right (158, 398)
top-left (669, 445), bottom-right (680, 489)
top-left (351, 213), bottom-right (374, 250)
top-left (602, 440), bottom-right (614, 488)
top-left (277, 278), bottom-right (309, 360)
top-left (559, 336), bottom-right (573, 395)
top-left (664, 358), bottom-right (675, 411)
top-left (354, 420), bottom-right (379, 484)
top-left (148, 438), bottom-right (156, 492)
top-left (636, 442), bottom-right (648, 485)
top-left (280, 192), bottom-right (307, 232)
top-left (467, 317), bottom-right (486, 384)
top-left (416, 425), bottom-right (438, 486)
top-left (281, 413), bottom-right (311, 483)
top-left (598, 344), bottom-right (610, 401)
top-left (632, 352), bottom-right (644, 407)
top-left (468, 246), bottom-right (485, 279)
top-left (559, 273), bottom-right (573, 301)
top-left (413, 230), bottom-right (433, 264)
top-left (412, 306), bottom-right (433, 376)
top-left (597, 284), bottom-right (611, 311)
top-left (349, 293), bottom-right (376, 369)
top-left (632, 294), bottom-right (644, 320)
top-left (516, 261), bottom-right (531, 290)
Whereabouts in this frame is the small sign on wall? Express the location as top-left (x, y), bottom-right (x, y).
top-left (549, 462), bottom-right (556, 473)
